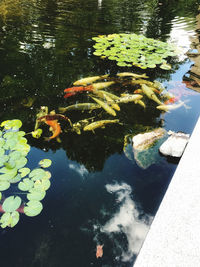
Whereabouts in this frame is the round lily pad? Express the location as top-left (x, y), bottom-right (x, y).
top-left (1, 120), bottom-right (22, 130)
top-left (2, 196), bottom-right (22, 212)
top-left (18, 178), bottom-right (34, 191)
top-left (19, 167), bottom-right (30, 178)
top-left (0, 211), bottom-right (20, 228)
top-left (29, 168), bottom-right (48, 181)
top-left (39, 159), bottom-right (52, 168)
top-left (27, 189), bottom-right (46, 201)
top-left (24, 201), bottom-right (43, 217)
top-left (34, 179), bottom-right (51, 191)
top-left (0, 180), bottom-right (10, 191)
top-left (31, 129), bottom-right (43, 139)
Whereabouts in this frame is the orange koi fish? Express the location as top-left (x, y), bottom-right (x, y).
top-left (96, 244), bottom-right (104, 258)
top-left (44, 120), bottom-right (61, 140)
top-left (64, 85), bottom-right (93, 98)
top-left (164, 96), bottom-right (179, 105)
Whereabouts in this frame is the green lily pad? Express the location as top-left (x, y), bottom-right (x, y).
top-left (0, 211), bottom-right (20, 228)
top-left (19, 167), bottom-right (30, 178)
top-left (27, 189), bottom-right (46, 201)
top-left (31, 128), bottom-right (43, 139)
top-left (9, 151), bottom-right (22, 161)
top-left (0, 168), bottom-right (17, 180)
top-left (1, 120), bottom-right (22, 130)
top-left (29, 168), bottom-right (48, 181)
top-left (15, 157), bottom-right (27, 169)
top-left (9, 174), bottom-right (22, 184)
top-left (34, 179), bottom-right (51, 191)
top-left (38, 159), bottom-right (52, 168)
top-left (2, 196), bottom-right (22, 212)
top-left (0, 180), bottom-right (10, 191)
top-left (24, 200), bottom-right (43, 217)
top-left (18, 178), bottom-right (34, 191)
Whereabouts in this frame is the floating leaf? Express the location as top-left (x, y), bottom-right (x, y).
top-left (24, 201), bottom-right (43, 217)
top-left (18, 178), bottom-right (34, 191)
top-left (29, 168), bottom-right (47, 181)
top-left (39, 159), bottom-right (52, 168)
top-left (160, 62), bottom-right (172, 70)
top-left (2, 196), bottom-right (22, 212)
top-left (34, 179), bottom-right (51, 191)
top-left (19, 167), bottom-right (30, 178)
top-left (1, 120), bottom-right (22, 130)
top-left (9, 174), bottom-right (22, 184)
top-left (0, 192), bottom-right (2, 201)
top-left (31, 129), bottom-right (43, 139)
top-left (0, 181), bottom-right (10, 191)
top-left (27, 189), bottom-right (46, 201)
top-left (0, 211), bottom-right (20, 228)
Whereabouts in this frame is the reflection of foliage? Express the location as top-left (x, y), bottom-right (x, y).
top-left (92, 33), bottom-right (178, 69)
top-left (0, 119), bottom-right (52, 228)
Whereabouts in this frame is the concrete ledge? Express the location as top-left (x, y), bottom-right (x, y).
top-left (134, 116), bottom-right (200, 267)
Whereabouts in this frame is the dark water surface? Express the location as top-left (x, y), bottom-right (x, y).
top-left (0, 0), bottom-right (200, 266)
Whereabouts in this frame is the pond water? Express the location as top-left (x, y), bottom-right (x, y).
top-left (0, 0), bottom-right (200, 266)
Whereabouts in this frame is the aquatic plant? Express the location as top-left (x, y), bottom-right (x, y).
top-left (0, 119), bottom-right (52, 228)
top-left (92, 33), bottom-right (179, 69)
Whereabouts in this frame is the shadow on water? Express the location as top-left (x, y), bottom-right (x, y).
top-left (0, 0), bottom-right (200, 266)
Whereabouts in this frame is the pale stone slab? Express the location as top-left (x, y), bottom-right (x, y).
top-left (134, 116), bottom-right (200, 267)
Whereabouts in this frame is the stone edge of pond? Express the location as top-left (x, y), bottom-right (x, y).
top-left (134, 115), bottom-right (200, 267)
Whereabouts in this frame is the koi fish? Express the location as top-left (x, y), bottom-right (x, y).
top-left (134, 99), bottom-right (146, 108)
top-left (73, 75), bottom-right (109, 85)
top-left (141, 84), bottom-right (162, 105)
top-left (38, 114), bottom-right (72, 127)
top-left (92, 90), bottom-right (120, 111)
top-left (84, 119), bottom-right (120, 131)
top-left (90, 81), bottom-right (115, 90)
top-left (58, 103), bottom-right (101, 113)
top-left (64, 85), bottom-right (93, 98)
top-left (134, 89), bottom-right (143, 94)
top-left (116, 94), bottom-right (143, 104)
top-left (164, 96), bottom-right (179, 105)
top-left (96, 244), bottom-right (104, 258)
top-left (117, 72), bottom-right (149, 79)
top-left (44, 120), bottom-right (61, 140)
top-left (156, 100), bottom-right (190, 112)
top-left (91, 96), bottom-right (116, 116)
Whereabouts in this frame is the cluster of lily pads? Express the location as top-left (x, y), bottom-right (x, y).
top-left (92, 33), bottom-right (179, 69)
top-left (0, 119), bottom-right (52, 228)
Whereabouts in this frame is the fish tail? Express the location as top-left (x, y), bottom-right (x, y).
top-left (64, 92), bottom-right (76, 98)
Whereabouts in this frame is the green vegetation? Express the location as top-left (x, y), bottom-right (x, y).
top-left (0, 119), bottom-right (52, 228)
top-left (92, 33), bottom-right (179, 69)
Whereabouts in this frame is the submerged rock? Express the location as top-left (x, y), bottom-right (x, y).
top-left (159, 131), bottom-right (190, 157)
top-left (132, 128), bottom-right (167, 151)
top-left (124, 128), bottom-right (167, 169)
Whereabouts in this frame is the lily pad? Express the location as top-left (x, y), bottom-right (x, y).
top-left (34, 179), bottom-right (51, 191)
top-left (19, 167), bottom-right (30, 178)
top-left (2, 196), bottom-right (22, 212)
top-left (0, 180), bottom-right (10, 191)
top-left (0, 211), bottom-right (20, 228)
top-left (39, 159), bottom-right (52, 168)
top-left (1, 120), bottom-right (22, 130)
top-left (31, 128), bottom-right (43, 139)
top-left (24, 200), bottom-right (43, 217)
top-left (27, 189), bottom-right (46, 201)
top-left (29, 168), bottom-right (48, 181)
top-left (18, 178), bottom-right (34, 191)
